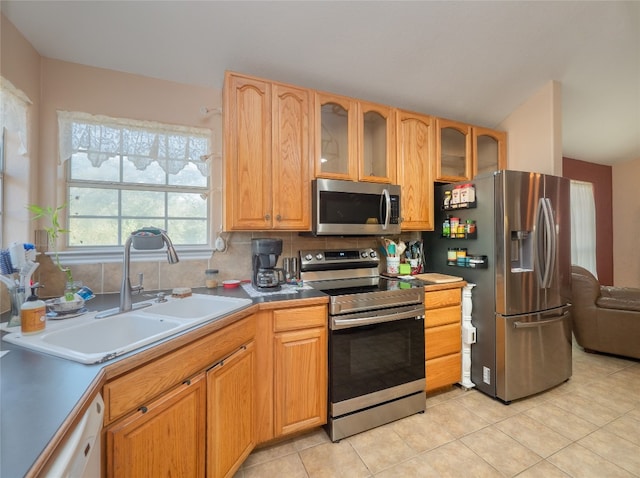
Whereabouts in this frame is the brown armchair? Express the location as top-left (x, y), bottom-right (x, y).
top-left (570, 265), bottom-right (640, 359)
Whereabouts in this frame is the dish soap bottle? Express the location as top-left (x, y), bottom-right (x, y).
top-left (21, 285), bottom-right (46, 335)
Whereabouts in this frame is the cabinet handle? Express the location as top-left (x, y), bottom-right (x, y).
top-left (183, 379), bottom-right (191, 386)
top-left (207, 344), bottom-right (249, 372)
top-left (276, 214), bottom-right (282, 221)
top-left (138, 406), bottom-right (148, 414)
top-left (264, 214), bottom-right (271, 220)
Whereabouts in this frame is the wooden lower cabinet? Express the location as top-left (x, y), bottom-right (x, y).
top-left (103, 315), bottom-right (256, 478)
top-left (424, 286), bottom-right (463, 392)
top-left (106, 373), bottom-right (207, 478)
top-left (256, 304), bottom-right (328, 442)
top-left (103, 302), bottom-right (328, 476)
top-left (274, 326), bottom-right (327, 436)
top-left (207, 342), bottom-right (255, 478)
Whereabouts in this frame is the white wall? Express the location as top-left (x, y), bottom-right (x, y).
top-left (499, 80), bottom-right (562, 175)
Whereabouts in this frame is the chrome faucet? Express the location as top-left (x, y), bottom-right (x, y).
top-left (96, 230), bottom-right (179, 319)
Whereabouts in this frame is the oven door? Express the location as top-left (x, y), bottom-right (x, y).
top-left (329, 307), bottom-right (425, 417)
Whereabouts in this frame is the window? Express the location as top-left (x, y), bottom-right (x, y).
top-left (59, 111), bottom-right (212, 249)
top-left (570, 180), bottom-right (597, 277)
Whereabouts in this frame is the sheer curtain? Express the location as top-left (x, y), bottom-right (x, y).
top-left (0, 77), bottom-right (30, 155)
top-left (570, 180), bottom-right (597, 277)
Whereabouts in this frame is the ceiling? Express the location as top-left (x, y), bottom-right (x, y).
top-left (2, 1), bottom-right (639, 165)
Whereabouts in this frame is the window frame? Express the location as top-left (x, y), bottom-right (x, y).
top-left (57, 113), bottom-right (215, 264)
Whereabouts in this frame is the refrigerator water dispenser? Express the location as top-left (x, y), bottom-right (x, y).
top-left (510, 230), bottom-right (533, 272)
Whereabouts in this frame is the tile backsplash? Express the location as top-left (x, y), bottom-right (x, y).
top-left (0, 231), bottom-right (420, 312)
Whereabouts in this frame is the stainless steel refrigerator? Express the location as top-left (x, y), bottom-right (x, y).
top-left (424, 170), bottom-right (572, 402)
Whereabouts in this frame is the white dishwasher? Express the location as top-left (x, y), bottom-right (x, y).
top-left (41, 393), bottom-right (104, 478)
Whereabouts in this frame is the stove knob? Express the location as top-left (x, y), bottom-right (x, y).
top-left (304, 254), bottom-right (313, 262)
top-left (369, 250), bottom-right (377, 259)
top-left (315, 253), bottom-right (324, 261)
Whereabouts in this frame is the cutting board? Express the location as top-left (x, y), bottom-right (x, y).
top-left (413, 272), bottom-right (463, 283)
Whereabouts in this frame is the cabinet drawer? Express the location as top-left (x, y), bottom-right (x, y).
top-left (425, 323), bottom-right (461, 359)
top-left (426, 353), bottom-right (461, 391)
top-left (104, 316), bottom-right (255, 424)
top-left (424, 288), bottom-right (461, 309)
top-left (273, 305), bottom-right (327, 332)
top-left (424, 305), bottom-right (461, 328)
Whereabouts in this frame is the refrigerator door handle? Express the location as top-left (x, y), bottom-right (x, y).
top-left (543, 198), bottom-right (557, 288)
top-left (535, 197), bottom-right (555, 288)
top-left (513, 311), bottom-right (569, 329)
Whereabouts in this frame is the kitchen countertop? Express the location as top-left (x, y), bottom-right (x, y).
top-left (0, 284), bottom-right (327, 478)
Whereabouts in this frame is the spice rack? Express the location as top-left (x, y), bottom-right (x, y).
top-left (441, 230), bottom-right (477, 240)
top-left (442, 200), bottom-right (477, 211)
top-left (447, 255), bottom-right (488, 269)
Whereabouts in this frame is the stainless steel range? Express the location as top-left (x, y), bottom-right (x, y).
top-left (300, 248), bottom-right (426, 442)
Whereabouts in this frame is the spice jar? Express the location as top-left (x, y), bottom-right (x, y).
top-left (447, 248), bottom-right (457, 263)
top-left (205, 269), bottom-right (219, 289)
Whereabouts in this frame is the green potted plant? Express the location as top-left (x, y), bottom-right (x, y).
top-left (27, 203), bottom-right (75, 299)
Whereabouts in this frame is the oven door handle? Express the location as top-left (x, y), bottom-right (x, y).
top-left (331, 305), bottom-right (425, 330)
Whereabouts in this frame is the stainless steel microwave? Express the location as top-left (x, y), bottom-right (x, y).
top-left (311, 179), bottom-right (401, 236)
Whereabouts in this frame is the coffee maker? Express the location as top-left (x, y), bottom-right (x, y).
top-left (251, 238), bottom-right (285, 291)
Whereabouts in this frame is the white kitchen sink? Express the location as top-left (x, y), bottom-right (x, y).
top-left (142, 294), bottom-right (252, 321)
top-left (2, 294), bottom-right (252, 364)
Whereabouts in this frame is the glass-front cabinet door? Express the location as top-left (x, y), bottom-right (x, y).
top-left (435, 118), bottom-right (472, 182)
top-left (315, 92), bottom-right (357, 180)
top-left (473, 127), bottom-right (507, 176)
top-left (358, 101), bottom-right (395, 183)
top-left (315, 93), bottom-right (395, 183)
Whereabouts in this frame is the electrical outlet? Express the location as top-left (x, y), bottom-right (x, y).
top-left (214, 236), bottom-right (226, 252)
top-left (483, 366), bottom-right (491, 384)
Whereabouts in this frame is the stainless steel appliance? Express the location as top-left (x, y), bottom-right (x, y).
top-left (424, 170), bottom-right (572, 402)
top-left (251, 238), bottom-right (285, 291)
top-left (300, 248), bottom-right (425, 441)
top-left (311, 179), bottom-right (401, 236)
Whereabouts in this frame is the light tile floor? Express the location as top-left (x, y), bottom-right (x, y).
top-left (236, 344), bottom-right (640, 477)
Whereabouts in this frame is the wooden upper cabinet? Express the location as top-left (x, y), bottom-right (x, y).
top-left (435, 118), bottom-right (472, 182)
top-left (396, 110), bottom-right (434, 231)
top-left (272, 83), bottom-right (312, 229)
top-left (224, 72), bottom-right (311, 231)
top-left (472, 126), bottom-right (507, 177)
top-left (315, 92), bottom-right (357, 180)
top-left (224, 73), bottom-right (272, 230)
top-left (315, 93), bottom-right (395, 183)
top-left (358, 101), bottom-right (396, 183)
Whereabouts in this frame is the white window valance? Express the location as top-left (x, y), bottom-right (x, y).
top-left (58, 111), bottom-right (212, 176)
top-left (0, 77), bottom-right (31, 155)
